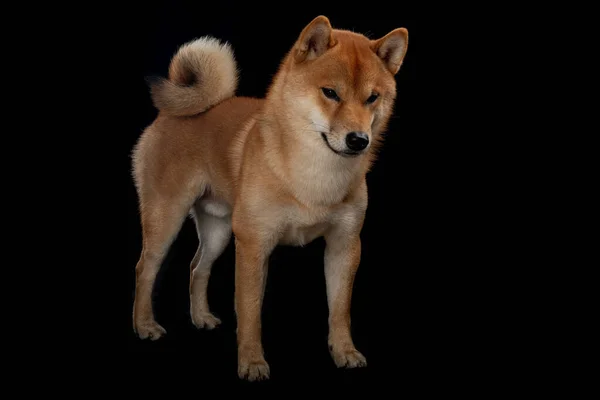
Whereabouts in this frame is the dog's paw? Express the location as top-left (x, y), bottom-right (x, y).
top-left (330, 345), bottom-right (367, 368)
top-left (192, 311), bottom-right (222, 330)
top-left (238, 355), bottom-right (270, 382)
top-left (134, 320), bottom-right (167, 341)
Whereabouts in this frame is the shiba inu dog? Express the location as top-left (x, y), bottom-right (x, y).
top-left (131, 15), bottom-right (408, 381)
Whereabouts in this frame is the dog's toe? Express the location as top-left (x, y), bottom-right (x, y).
top-left (330, 345), bottom-right (367, 368)
top-left (192, 312), bottom-right (222, 330)
top-left (238, 353), bottom-right (270, 382)
top-left (135, 320), bottom-right (167, 340)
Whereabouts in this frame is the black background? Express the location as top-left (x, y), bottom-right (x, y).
top-left (118, 1), bottom-right (425, 389)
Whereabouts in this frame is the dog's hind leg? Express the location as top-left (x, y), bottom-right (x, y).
top-left (189, 200), bottom-right (232, 329)
top-left (133, 196), bottom-right (195, 340)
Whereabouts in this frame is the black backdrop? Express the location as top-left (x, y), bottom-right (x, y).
top-left (119, 1), bottom-right (423, 388)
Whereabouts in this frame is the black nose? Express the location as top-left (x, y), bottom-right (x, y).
top-left (345, 132), bottom-right (369, 151)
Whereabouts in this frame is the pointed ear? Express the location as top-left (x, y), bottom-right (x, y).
top-left (371, 28), bottom-right (408, 75)
top-left (294, 15), bottom-right (337, 63)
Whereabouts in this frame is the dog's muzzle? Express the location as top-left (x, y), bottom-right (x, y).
top-left (321, 132), bottom-right (369, 157)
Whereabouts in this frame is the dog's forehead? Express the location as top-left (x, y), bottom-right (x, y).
top-left (323, 31), bottom-right (386, 86)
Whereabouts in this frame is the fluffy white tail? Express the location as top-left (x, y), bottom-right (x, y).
top-left (148, 37), bottom-right (239, 117)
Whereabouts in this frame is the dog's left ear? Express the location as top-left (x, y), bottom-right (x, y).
top-left (294, 15), bottom-right (337, 63)
top-left (371, 28), bottom-right (409, 75)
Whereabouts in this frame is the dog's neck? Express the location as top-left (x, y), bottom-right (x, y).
top-left (258, 103), bottom-right (368, 207)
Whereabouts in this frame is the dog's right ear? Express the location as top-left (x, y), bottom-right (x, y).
top-left (294, 15), bottom-right (336, 63)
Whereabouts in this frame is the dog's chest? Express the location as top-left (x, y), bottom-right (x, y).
top-left (279, 207), bottom-right (331, 246)
top-left (280, 222), bottom-right (329, 246)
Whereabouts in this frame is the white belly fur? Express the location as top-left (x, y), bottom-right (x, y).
top-left (197, 196), bottom-right (232, 218)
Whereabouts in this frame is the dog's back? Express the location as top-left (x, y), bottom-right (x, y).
top-left (133, 97), bottom-right (262, 206)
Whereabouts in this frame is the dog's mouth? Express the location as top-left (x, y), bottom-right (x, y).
top-left (320, 133), bottom-right (361, 157)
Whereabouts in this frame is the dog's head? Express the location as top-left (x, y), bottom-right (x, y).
top-left (275, 16), bottom-right (408, 159)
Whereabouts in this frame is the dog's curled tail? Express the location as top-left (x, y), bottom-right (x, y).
top-left (148, 37), bottom-right (239, 117)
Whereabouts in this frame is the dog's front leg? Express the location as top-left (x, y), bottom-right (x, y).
top-left (324, 223), bottom-right (367, 369)
top-left (234, 232), bottom-right (275, 382)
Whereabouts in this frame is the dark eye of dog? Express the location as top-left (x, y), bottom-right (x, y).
top-left (366, 93), bottom-right (379, 104)
top-left (321, 88), bottom-right (340, 101)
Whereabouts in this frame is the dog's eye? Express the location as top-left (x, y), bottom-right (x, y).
top-left (321, 87), bottom-right (340, 101)
top-left (366, 93), bottom-right (379, 104)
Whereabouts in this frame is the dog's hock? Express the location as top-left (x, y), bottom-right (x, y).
top-left (294, 15), bottom-right (337, 63)
top-left (371, 28), bottom-right (409, 75)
